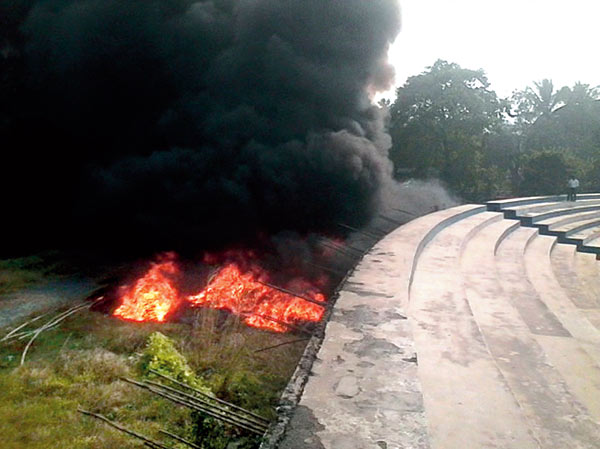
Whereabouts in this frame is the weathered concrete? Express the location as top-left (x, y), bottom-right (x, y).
top-left (277, 205), bottom-right (485, 449)
top-left (275, 198), bottom-right (600, 449)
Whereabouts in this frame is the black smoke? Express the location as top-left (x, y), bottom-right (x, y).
top-left (1, 0), bottom-right (401, 256)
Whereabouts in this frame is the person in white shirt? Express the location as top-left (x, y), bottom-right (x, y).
top-left (567, 177), bottom-right (580, 201)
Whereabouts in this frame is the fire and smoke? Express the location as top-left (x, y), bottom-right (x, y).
top-left (113, 251), bottom-right (326, 332)
top-left (1, 0), bottom-right (402, 254)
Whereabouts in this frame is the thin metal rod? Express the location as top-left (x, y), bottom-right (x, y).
top-left (337, 223), bottom-right (382, 239)
top-left (320, 237), bottom-right (365, 254)
top-left (254, 338), bottom-right (309, 353)
top-left (318, 241), bottom-right (358, 259)
top-left (378, 214), bottom-right (404, 226)
top-left (304, 261), bottom-right (345, 276)
top-left (255, 280), bottom-right (326, 307)
top-left (393, 208), bottom-right (416, 217)
top-left (241, 312), bottom-right (312, 336)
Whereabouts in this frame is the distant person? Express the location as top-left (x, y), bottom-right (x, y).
top-left (567, 176), bottom-right (580, 201)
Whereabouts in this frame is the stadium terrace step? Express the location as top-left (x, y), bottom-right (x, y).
top-left (274, 197), bottom-right (600, 449)
top-left (526, 235), bottom-right (600, 358)
top-left (544, 217), bottom-right (600, 245)
top-left (276, 204), bottom-right (486, 449)
top-left (495, 227), bottom-right (570, 336)
top-left (536, 210), bottom-right (600, 232)
top-left (517, 201), bottom-right (600, 226)
top-left (462, 213), bottom-right (600, 440)
top-left (551, 243), bottom-right (600, 309)
top-left (487, 193), bottom-right (600, 212)
top-left (409, 212), bottom-right (543, 449)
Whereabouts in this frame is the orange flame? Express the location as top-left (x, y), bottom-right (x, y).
top-left (113, 254), bottom-right (180, 322)
top-left (112, 251), bottom-right (327, 332)
top-left (188, 264), bottom-right (325, 332)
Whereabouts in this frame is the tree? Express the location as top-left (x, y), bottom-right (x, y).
top-left (517, 151), bottom-right (571, 196)
top-left (511, 79), bottom-right (569, 126)
top-left (388, 59), bottom-right (506, 200)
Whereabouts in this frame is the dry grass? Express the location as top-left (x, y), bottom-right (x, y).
top-left (0, 305), bottom-right (307, 448)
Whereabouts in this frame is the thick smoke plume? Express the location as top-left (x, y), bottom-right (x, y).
top-left (1, 0), bottom-right (401, 255)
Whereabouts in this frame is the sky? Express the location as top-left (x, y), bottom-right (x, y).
top-left (382, 0), bottom-right (600, 100)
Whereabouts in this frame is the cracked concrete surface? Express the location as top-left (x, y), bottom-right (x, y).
top-left (277, 205), bottom-right (484, 449)
top-left (275, 200), bottom-right (600, 449)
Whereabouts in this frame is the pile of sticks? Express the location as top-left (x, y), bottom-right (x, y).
top-left (122, 369), bottom-right (270, 436)
top-left (80, 370), bottom-right (271, 448)
top-left (1, 299), bottom-right (103, 365)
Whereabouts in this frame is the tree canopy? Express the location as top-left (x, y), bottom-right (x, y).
top-left (387, 59), bottom-right (600, 201)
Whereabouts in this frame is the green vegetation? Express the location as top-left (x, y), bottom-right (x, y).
top-left (387, 60), bottom-right (600, 201)
top-left (0, 254), bottom-right (60, 295)
top-left (0, 308), bottom-right (303, 448)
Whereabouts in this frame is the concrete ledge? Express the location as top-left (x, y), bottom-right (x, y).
top-left (268, 195), bottom-right (600, 449)
top-left (487, 193), bottom-right (600, 212)
top-left (273, 204), bottom-right (487, 449)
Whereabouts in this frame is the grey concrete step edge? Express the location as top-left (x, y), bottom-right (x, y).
top-left (498, 199), bottom-right (600, 219)
top-left (260, 203), bottom-right (486, 449)
top-left (520, 204), bottom-right (600, 226)
top-left (539, 210), bottom-right (600, 230)
top-left (407, 205), bottom-right (487, 293)
top-left (460, 221), bottom-right (600, 444)
top-left (487, 193), bottom-right (600, 212)
top-left (457, 212), bottom-right (504, 254)
top-left (493, 220), bottom-right (523, 256)
top-left (579, 227), bottom-right (600, 245)
top-left (583, 233), bottom-right (600, 249)
top-left (493, 204), bottom-right (600, 257)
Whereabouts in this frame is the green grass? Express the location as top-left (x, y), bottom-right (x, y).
top-left (0, 307), bottom-right (306, 448)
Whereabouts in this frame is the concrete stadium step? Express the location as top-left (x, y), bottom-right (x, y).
top-left (462, 216), bottom-right (600, 442)
top-left (551, 243), bottom-right (600, 309)
top-left (278, 204), bottom-right (487, 449)
top-left (526, 235), bottom-right (600, 350)
top-left (487, 193), bottom-right (600, 213)
top-left (573, 251), bottom-right (600, 331)
top-left (495, 227), bottom-right (570, 336)
top-left (536, 210), bottom-right (600, 232)
top-left (515, 200), bottom-right (600, 226)
top-left (544, 218), bottom-right (600, 246)
top-left (570, 224), bottom-right (600, 243)
top-left (409, 212), bottom-right (543, 449)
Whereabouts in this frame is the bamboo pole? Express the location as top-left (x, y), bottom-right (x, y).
top-left (121, 378), bottom-right (267, 435)
top-left (159, 430), bottom-right (202, 449)
top-left (148, 369), bottom-right (269, 424)
top-left (1, 312), bottom-right (49, 342)
top-left (143, 379), bottom-right (268, 429)
top-left (77, 408), bottom-right (171, 449)
top-left (20, 303), bottom-right (91, 365)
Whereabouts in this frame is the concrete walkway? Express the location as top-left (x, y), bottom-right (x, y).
top-left (275, 198), bottom-right (600, 449)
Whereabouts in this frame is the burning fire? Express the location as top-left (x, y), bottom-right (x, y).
top-left (188, 264), bottom-right (325, 332)
top-left (112, 252), bottom-right (326, 332)
top-left (113, 253), bottom-right (180, 322)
